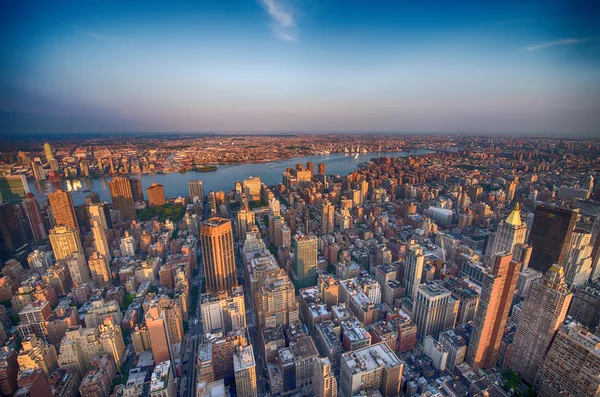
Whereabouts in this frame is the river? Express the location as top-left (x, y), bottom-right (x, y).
top-left (28, 149), bottom-right (435, 206)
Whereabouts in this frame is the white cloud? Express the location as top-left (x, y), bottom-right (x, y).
top-left (524, 38), bottom-right (585, 52)
top-left (260, 0), bottom-right (298, 42)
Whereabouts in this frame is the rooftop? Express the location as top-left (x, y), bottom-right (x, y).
top-left (341, 342), bottom-right (402, 374)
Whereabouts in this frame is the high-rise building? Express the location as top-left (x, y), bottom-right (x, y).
top-left (0, 349), bottom-right (19, 396)
top-left (321, 202), bottom-right (335, 234)
top-left (200, 287), bottom-right (246, 332)
top-left (145, 307), bottom-right (173, 365)
top-left (0, 174), bottom-right (29, 203)
top-left (564, 229), bottom-right (594, 288)
top-left (129, 177), bottom-right (144, 203)
top-left (488, 203), bottom-right (527, 261)
top-left (466, 253), bottom-right (520, 371)
top-left (43, 143), bottom-right (54, 162)
top-left (49, 226), bottom-right (84, 262)
top-left (535, 321), bottom-right (600, 396)
top-left (405, 242), bottom-right (425, 300)
top-left (65, 252), bottom-right (90, 284)
top-left (109, 176), bottom-right (135, 219)
top-left (88, 252), bottom-right (112, 288)
top-left (339, 342), bottom-right (403, 397)
top-left (528, 205), bottom-right (578, 273)
top-left (147, 182), bottom-right (166, 207)
top-left (30, 161), bottom-right (46, 181)
top-left (48, 189), bottom-right (79, 230)
top-left (413, 281), bottom-right (459, 340)
top-left (88, 202), bottom-right (112, 230)
top-left (292, 234), bottom-right (318, 289)
top-left (189, 179), bottom-right (204, 202)
top-left (314, 357), bottom-right (337, 397)
top-left (79, 355), bottom-right (116, 397)
top-left (92, 220), bottom-right (111, 262)
top-left (568, 283), bottom-right (600, 332)
top-left (318, 163), bottom-right (326, 175)
top-left (98, 318), bottom-right (127, 368)
top-left (22, 193), bottom-right (46, 243)
top-left (200, 218), bottom-right (237, 295)
top-left (508, 265), bottom-right (572, 385)
top-left (237, 210), bottom-right (256, 240)
top-left (17, 334), bottom-right (59, 376)
top-left (506, 180), bottom-right (517, 202)
top-left (233, 345), bottom-right (257, 397)
top-left (255, 269), bottom-right (299, 329)
top-left (0, 202), bottom-right (26, 260)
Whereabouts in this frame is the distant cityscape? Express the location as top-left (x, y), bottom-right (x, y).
top-left (0, 134), bottom-right (598, 397)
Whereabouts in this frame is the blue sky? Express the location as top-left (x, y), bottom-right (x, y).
top-left (1, 0), bottom-right (599, 135)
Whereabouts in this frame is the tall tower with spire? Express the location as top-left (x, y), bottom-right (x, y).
top-left (488, 203), bottom-right (527, 262)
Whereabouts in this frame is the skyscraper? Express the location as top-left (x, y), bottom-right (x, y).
top-left (48, 226), bottom-right (83, 262)
top-left (200, 218), bottom-right (237, 295)
top-left (488, 203), bottom-right (527, 261)
top-left (466, 253), bottom-right (520, 370)
top-left (145, 307), bottom-right (173, 365)
top-left (88, 252), bottom-right (111, 288)
top-left (109, 177), bottom-right (135, 219)
top-left (405, 242), bottom-right (425, 300)
top-left (92, 220), bottom-right (111, 262)
top-left (188, 180), bottom-right (204, 202)
top-left (0, 203), bottom-right (25, 260)
top-left (234, 345), bottom-right (257, 397)
top-left (22, 193), bottom-right (46, 243)
top-left (129, 178), bottom-right (144, 203)
top-left (321, 202), bottom-right (335, 234)
top-left (43, 143), bottom-right (54, 162)
top-left (147, 182), bottom-right (166, 207)
top-left (292, 234), bottom-right (318, 289)
top-left (413, 281), bottom-right (459, 340)
top-left (48, 189), bottom-right (79, 230)
top-left (535, 321), bottom-right (600, 396)
top-left (508, 265), bottom-right (572, 385)
top-left (0, 174), bottom-right (29, 204)
top-left (318, 163), bottom-right (326, 175)
top-left (528, 205), bottom-right (578, 273)
top-left (30, 161), bottom-right (46, 181)
top-left (88, 202), bottom-right (112, 230)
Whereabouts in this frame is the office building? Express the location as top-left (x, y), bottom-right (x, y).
top-left (568, 283), bottom-right (600, 332)
top-left (189, 179), bottom-right (204, 202)
top-left (508, 265), bottom-right (572, 385)
top-left (0, 174), bottom-right (29, 203)
top-left (255, 269), bottom-right (299, 329)
top-left (564, 229), bottom-right (594, 288)
top-left (339, 342), bottom-right (403, 397)
top-left (292, 234), bottom-right (318, 289)
top-left (233, 345), bottom-right (257, 397)
top-left (321, 202), bottom-right (335, 234)
top-left (314, 357), bottom-right (337, 397)
top-left (146, 307), bottom-right (173, 365)
top-left (130, 177), bottom-right (144, 203)
top-left (0, 202), bottom-right (26, 260)
top-left (413, 281), bottom-right (459, 340)
top-left (22, 193), bottom-right (46, 243)
top-left (92, 220), bottom-right (111, 261)
top-left (109, 176), bottom-right (136, 219)
top-left (487, 203), bottom-right (527, 261)
top-left (43, 142), bottom-right (54, 162)
top-left (88, 202), bottom-right (112, 230)
top-left (466, 253), bottom-right (519, 370)
top-left (405, 242), bottom-right (425, 300)
top-left (200, 287), bottom-right (246, 332)
top-left (528, 205), bottom-right (578, 273)
top-left (200, 218), bottom-right (237, 295)
top-left (535, 321), bottom-right (600, 396)
top-left (48, 190), bottom-right (79, 230)
top-left (147, 182), bottom-right (166, 207)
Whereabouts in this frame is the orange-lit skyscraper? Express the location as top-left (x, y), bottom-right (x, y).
top-left (145, 307), bottom-right (173, 365)
top-left (22, 193), bottom-right (46, 243)
top-left (466, 253), bottom-right (520, 370)
top-left (147, 182), bottom-right (165, 207)
top-left (200, 218), bottom-right (237, 295)
top-left (48, 189), bottom-right (79, 231)
top-left (108, 177), bottom-right (135, 219)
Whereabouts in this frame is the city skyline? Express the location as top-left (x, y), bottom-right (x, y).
top-left (2, 0), bottom-right (600, 136)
